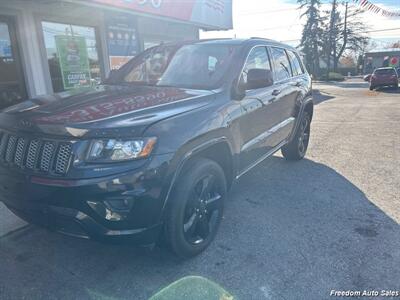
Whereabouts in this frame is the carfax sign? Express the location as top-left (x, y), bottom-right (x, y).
top-left (55, 35), bottom-right (91, 90)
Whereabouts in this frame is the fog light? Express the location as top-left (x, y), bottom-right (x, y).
top-left (87, 198), bottom-right (134, 222)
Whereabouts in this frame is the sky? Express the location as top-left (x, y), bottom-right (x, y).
top-left (201, 0), bottom-right (400, 50)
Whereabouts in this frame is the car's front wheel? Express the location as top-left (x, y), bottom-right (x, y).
top-left (282, 111), bottom-right (311, 161)
top-left (165, 158), bottom-right (226, 258)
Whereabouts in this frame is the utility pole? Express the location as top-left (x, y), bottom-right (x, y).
top-left (327, 0), bottom-right (337, 78)
top-left (334, 1), bottom-right (348, 72)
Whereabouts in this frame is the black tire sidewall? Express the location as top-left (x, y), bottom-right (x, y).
top-left (282, 111), bottom-right (311, 160)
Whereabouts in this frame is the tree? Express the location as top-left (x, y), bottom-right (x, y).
top-left (386, 41), bottom-right (400, 49)
top-left (298, 0), bottom-right (323, 77)
top-left (322, 2), bottom-right (370, 72)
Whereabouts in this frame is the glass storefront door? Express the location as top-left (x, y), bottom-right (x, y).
top-left (0, 16), bottom-right (27, 109)
top-left (41, 21), bottom-right (102, 93)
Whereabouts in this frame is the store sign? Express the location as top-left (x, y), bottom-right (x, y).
top-left (389, 57), bottom-right (399, 67)
top-left (105, 12), bottom-right (139, 70)
top-left (55, 35), bottom-right (91, 90)
top-left (90, 0), bottom-right (233, 30)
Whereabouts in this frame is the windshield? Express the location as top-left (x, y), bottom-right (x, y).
top-left (108, 44), bottom-right (238, 90)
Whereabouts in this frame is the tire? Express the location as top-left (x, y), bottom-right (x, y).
top-left (165, 158), bottom-right (227, 258)
top-left (281, 112), bottom-right (311, 161)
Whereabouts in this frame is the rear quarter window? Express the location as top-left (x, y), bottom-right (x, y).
top-left (287, 50), bottom-right (304, 76)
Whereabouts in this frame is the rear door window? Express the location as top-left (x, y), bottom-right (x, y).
top-left (271, 47), bottom-right (292, 81)
top-left (287, 50), bottom-right (304, 76)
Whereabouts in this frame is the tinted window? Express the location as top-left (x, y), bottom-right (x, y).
top-left (374, 68), bottom-right (396, 75)
top-left (240, 46), bottom-right (271, 87)
top-left (271, 47), bottom-right (292, 81)
top-left (287, 50), bottom-right (303, 76)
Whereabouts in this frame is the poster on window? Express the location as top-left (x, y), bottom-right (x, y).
top-left (105, 12), bottom-right (139, 70)
top-left (0, 39), bottom-right (12, 58)
top-left (55, 35), bottom-right (91, 90)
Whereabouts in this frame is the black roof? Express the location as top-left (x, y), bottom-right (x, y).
top-left (160, 38), bottom-right (298, 52)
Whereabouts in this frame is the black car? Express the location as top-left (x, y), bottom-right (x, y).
top-left (0, 38), bottom-right (313, 258)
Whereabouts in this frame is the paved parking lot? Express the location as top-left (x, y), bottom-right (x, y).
top-left (0, 80), bottom-right (399, 300)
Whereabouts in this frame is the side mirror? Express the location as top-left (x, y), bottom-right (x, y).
top-left (247, 69), bottom-right (274, 90)
top-left (231, 78), bottom-right (246, 101)
top-left (363, 74), bottom-right (372, 82)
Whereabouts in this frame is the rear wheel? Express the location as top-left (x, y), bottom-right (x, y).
top-left (282, 112), bottom-right (311, 161)
top-left (165, 158), bottom-right (226, 258)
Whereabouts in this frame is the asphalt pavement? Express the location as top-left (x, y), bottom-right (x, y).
top-left (0, 80), bottom-right (399, 300)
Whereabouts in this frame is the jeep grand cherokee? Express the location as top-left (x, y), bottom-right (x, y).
top-left (0, 38), bottom-right (313, 258)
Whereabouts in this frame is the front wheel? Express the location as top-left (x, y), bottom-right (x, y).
top-left (282, 112), bottom-right (311, 161)
top-left (165, 158), bottom-right (227, 258)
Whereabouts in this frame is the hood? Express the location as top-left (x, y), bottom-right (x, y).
top-left (0, 85), bottom-right (215, 138)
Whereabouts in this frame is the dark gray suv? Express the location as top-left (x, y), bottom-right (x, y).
top-left (0, 38), bottom-right (313, 258)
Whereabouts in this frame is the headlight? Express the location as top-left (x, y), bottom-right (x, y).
top-left (86, 137), bottom-right (157, 162)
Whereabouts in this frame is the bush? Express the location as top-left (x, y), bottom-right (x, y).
top-left (320, 72), bottom-right (345, 81)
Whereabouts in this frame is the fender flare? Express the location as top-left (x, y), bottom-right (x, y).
top-left (288, 95), bottom-right (313, 142)
top-left (158, 136), bottom-right (234, 221)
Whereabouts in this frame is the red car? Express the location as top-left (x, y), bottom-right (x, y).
top-left (369, 67), bottom-right (399, 91)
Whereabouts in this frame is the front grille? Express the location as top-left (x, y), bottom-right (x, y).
top-left (0, 132), bottom-right (73, 175)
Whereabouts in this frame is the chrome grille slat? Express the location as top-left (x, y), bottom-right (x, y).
top-left (0, 131), bottom-right (72, 176)
top-left (0, 133), bottom-right (7, 157)
top-left (5, 136), bottom-right (17, 162)
top-left (55, 144), bottom-right (72, 174)
top-left (14, 138), bottom-right (26, 166)
top-left (26, 140), bottom-right (41, 169)
top-left (40, 142), bottom-right (55, 172)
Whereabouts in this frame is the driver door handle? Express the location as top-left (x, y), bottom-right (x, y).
top-left (272, 89), bottom-right (281, 96)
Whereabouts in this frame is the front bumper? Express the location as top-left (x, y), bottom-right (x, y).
top-left (0, 153), bottom-right (174, 244)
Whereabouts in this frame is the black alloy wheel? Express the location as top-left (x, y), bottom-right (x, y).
top-left (183, 174), bottom-right (222, 245)
top-left (297, 113), bottom-right (310, 157)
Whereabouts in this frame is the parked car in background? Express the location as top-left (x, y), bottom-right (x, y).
top-left (0, 38), bottom-right (313, 258)
top-left (369, 67), bottom-right (399, 91)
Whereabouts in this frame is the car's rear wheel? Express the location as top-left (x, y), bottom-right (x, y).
top-left (282, 112), bottom-right (311, 161)
top-left (165, 158), bottom-right (226, 258)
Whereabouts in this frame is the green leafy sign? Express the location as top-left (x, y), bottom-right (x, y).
top-left (55, 35), bottom-right (91, 90)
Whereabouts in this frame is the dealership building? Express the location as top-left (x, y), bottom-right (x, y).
top-left (0, 0), bottom-right (232, 109)
top-left (364, 48), bottom-right (400, 74)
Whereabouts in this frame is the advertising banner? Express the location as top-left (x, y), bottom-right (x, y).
top-left (55, 35), bottom-right (91, 90)
top-left (90, 0), bottom-right (232, 30)
top-left (105, 12), bottom-right (140, 70)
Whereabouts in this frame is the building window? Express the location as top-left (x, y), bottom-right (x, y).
top-left (41, 21), bottom-right (101, 92)
top-left (0, 17), bottom-right (26, 108)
